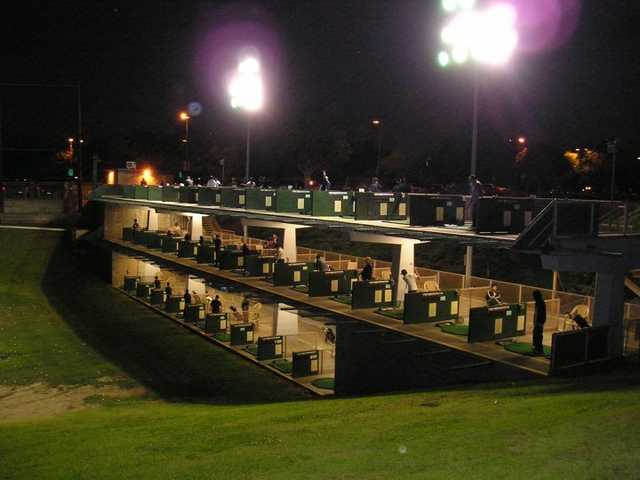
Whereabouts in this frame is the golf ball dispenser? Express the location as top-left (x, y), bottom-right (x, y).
top-left (311, 191), bottom-right (354, 216)
top-left (178, 187), bottom-right (198, 204)
top-left (256, 335), bottom-right (284, 361)
top-left (161, 186), bottom-right (180, 202)
top-left (231, 323), bottom-right (255, 345)
top-left (246, 189), bottom-right (277, 211)
top-left (218, 249), bottom-right (245, 270)
top-left (273, 262), bottom-right (310, 287)
top-left (122, 227), bottom-right (135, 242)
top-left (136, 282), bottom-right (152, 298)
top-left (149, 289), bottom-right (165, 305)
top-left (292, 349), bottom-right (320, 378)
top-left (184, 304), bottom-right (205, 323)
top-left (409, 194), bottom-right (465, 226)
top-left (245, 254), bottom-right (275, 277)
top-left (275, 189), bottom-right (312, 214)
top-left (197, 188), bottom-right (222, 206)
top-left (354, 192), bottom-right (408, 221)
top-left (402, 290), bottom-right (460, 324)
top-left (166, 295), bottom-right (185, 314)
top-left (351, 281), bottom-right (394, 309)
top-left (205, 313), bottom-right (228, 334)
top-left (196, 244), bottom-right (216, 264)
top-left (220, 188), bottom-right (246, 208)
top-left (162, 236), bottom-right (180, 254)
top-left (177, 240), bottom-right (198, 258)
top-left (308, 270), bottom-right (358, 297)
top-left (468, 303), bottom-right (526, 343)
top-left (475, 197), bottom-right (534, 234)
top-left (123, 275), bottom-right (138, 292)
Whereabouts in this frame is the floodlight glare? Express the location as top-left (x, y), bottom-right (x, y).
top-left (438, 51), bottom-right (450, 67)
top-left (438, 2), bottom-right (518, 66)
top-left (452, 46), bottom-right (469, 64)
top-left (228, 56), bottom-right (264, 113)
top-left (458, 0), bottom-right (476, 10)
top-left (442, 0), bottom-right (457, 12)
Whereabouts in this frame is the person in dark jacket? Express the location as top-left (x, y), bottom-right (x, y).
top-left (360, 257), bottom-right (373, 282)
top-left (211, 295), bottom-right (222, 314)
top-left (214, 234), bottom-right (222, 264)
top-left (532, 290), bottom-right (546, 354)
top-left (183, 289), bottom-right (192, 306)
top-left (154, 276), bottom-right (161, 289)
top-left (469, 175), bottom-right (482, 228)
top-left (164, 282), bottom-right (173, 299)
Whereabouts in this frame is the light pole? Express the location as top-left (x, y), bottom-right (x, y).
top-left (608, 139), bottom-right (617, 201)
top-left (437, 0), bottom-right (519, 177)
top-left (228, 56), bottom-right (264, 183)
top-left (436, 0), bottom-right (519, 287)
top-left (372, 119), bottom-right (382, 177)
top-left (179, 111), bottom-right (190, 172)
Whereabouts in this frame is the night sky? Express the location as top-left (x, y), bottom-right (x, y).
top-left (2, 0), bottom-right (639, 177)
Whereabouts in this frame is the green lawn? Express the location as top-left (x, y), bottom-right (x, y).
top-left (1, 229), bottom-right (640, 479)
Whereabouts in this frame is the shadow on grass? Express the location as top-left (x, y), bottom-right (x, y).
top-left (41, 240), bottom-right (312, 405)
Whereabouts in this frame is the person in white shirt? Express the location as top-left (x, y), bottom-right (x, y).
top-left (275, 246), bottom-right (286, 263)
top-left (206, 176), bottom-right (216, 187)
top-left (401, 269), bottom-right (418, 293)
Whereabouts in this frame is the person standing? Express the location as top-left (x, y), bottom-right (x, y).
top-left (211, 295), bottom-right (222, 314)
top-left (164, 282), bottom-right (173, 299)
top-left (183, 289), bottom-right (192, 306)
top-left (153, 276), bottom-right (161, 289)
top-left (241, 295), bottom-right (251, 323)
top-left (369, 177), bottom-right (382, 192)
top-left (132, 218), bottom-right (140, 231)
top-left (214, 234), bottom-right (222, 265)
top-left (320, 170), bottom-right (331, 191)
top-left (469, 175), bottom-right (482, 228)
top-left (532, 290), bottom-right (546, 354)
top-left (400, 269), bottom-right (418, 293)
top-left (360, 257), bottom-right (373, 282)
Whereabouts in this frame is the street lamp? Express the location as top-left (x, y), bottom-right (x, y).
top-left (179, 111), bottom-right (190, 172)
top-left (228, 56), bottom-right (264, 183)
top-left (437, 0), bottom-right (519, 176)
top-left (372, 119), bottom-right (383, 177)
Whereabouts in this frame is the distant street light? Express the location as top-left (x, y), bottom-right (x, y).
top-left (228, 56), bottom-right (264, 183)
top-left (437, 0), bottom-right (519, 176)
top-left (179, 112), bottom-right (190, 171)
top-left (372, 119), bottom-right (383, 177)
top-left (517, 136), bottom-right (526, 145)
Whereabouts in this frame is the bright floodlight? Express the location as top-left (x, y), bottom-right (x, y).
top-left (228, 56), bottom-right (264, 113)
top-left (438, 3), bottom-right (518, 66)
top-left (437, 51), bottom-right (450, 67)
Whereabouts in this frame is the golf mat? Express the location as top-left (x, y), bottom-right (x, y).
top-left (504, 342), bottom-right (551, 357)
top-left (311, 378), bottom-right (335, 390)
top-left (331, 295), bottom-right (352, 306)
top-left (438, 322), bottom-right (469, 336)
top-left (377, 309), bottom-right (404, 320)
top-left (244, 344), bottom-right (258, 356)
top-left (269, 359), bottom-right (293, 374)
top-left (291, 284), bottom-right (309, 294)
top-left (214, 333), bottom-right (231, 342)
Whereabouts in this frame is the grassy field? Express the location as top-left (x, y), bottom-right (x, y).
top-left (1, 229), bottom-right (640, 479)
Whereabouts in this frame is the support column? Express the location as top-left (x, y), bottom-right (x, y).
top-left (391, 242), bottom-right (416, 304)
top-left (190, 214), bottom-right (203, 240)
top-left (464, 245), bottom-right (473, 288)
top-left (282, 225), bottom-right (298, 262)
top-left (240, 218), bottom-right (310, 263)
top-left (147, 209), bottom-right (159, 231)
top-left (551, 271), bottom-right (559, 299)
top-left (349, 231), bottom-right (425, 304)
top-left (593, 272), bottom-right (626, 357)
